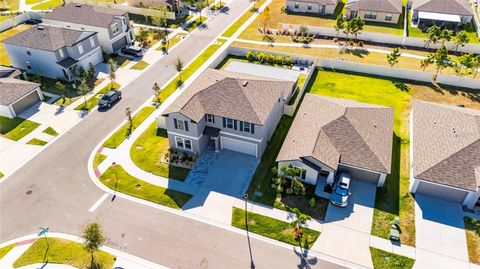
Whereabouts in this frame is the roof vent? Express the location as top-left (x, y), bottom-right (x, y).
top-left (433, 120), bottom-right (437, 125)
top-left (373, 124), bottom-right (377, 128)
top-left (75, 3), bottom-right (82, 7)
top-left (241, 81), bottom-right (248, 87)
top-left (452, 128), bottom-right (458, 137)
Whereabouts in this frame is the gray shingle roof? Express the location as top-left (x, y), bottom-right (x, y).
top-left (44, 3), bottom-right (127, 28)
top-left (0, 78), bottom-right (40, 106)
top-left (277, 94), bottom-right (394, 174)
top-left (293, 0), bottom-right (338, 5)
top-left (2, 25), bottom-right (93, 51)
top-left (412, 101), bottom-right (480, 191)
top-left (347, 0), bottom-right (403, 13)
top-left (162, 68), bottom-right (295, 125)
top-left (412, 0), bottom-right (473, 16)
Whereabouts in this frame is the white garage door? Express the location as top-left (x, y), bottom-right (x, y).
top-left (416, 180), bottom-right (468, 203)
top-left (338, 164), bottom-right (380, 184)
top-left (12, 90), bottom-right (40, 115)
top-left (221, 136), bottom-right (257, 157)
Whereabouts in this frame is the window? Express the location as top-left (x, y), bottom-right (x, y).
top-left (77, 44), bottom-right (84, 54)
top-left (25, 61), bottom-right (32, 70)
top-left (174, 118), bottom-right (189, 131)
top-left (111, 24), bottom-right (119, 34)
top-left (307, 4), bottom-right (312, 10)
top-left (26, 49), bottom-right (31, 55)
top-left (177, 120), bottom-right (185, 130)
top-left (175, 137), bottom-right (193, 151)
top-left (226, 118), bottom-right (234, 129)
top-left (58, 48), bottom-right (64, 58)
top-left (89, 37), bottom-right (95, 47)
top-left (206, 114), bottom-right (214, 123)
top-left (385, 14), bottom-right (393, 21)
top-left (364, 11), bottom-right (377, 19)
top-left (294, 2), bottom-right (299, 8)
top-left (243, 122), bottom-right (251, 133)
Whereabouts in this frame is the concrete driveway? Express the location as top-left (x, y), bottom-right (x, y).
top-left (312, 180), bottom-right (377, 268)
top-left (414, 194), bottom-right (470, 269)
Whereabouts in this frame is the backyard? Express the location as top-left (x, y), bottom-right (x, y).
top-left (130, 123), bottom-right (191, 181)
top-left (464, 216), bottom-right (480, 264)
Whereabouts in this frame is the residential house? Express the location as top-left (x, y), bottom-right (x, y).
top-left (2, 24), bottom-right (103, 80)
top-left (127, 0), bottom-right (186, 15)
top-left (42, 3), bottom-right (134, 53)
top-left (345, 0), bottom-right (403, 24)
top-left (0, 78), bottom-right (43, 118)
top-left (277, 94), bottom-right (394, 190)
top-left (161, 67), bottom-right (299, 158)
top-left (412, 0), bottom-right (474, 30)
top-left (285, 0), bottom-right (339, 15)
top-left (410, 101), bottom-right (480, 209)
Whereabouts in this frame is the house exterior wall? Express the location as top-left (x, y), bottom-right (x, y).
top-left (346, 8), bottom-right (401, 24)
top-left (278, 160), bottom-right (319, 185)
top-left (286, 0), bottom-right (336, 15)
top-left (0, 104), bottom-right (15, 118)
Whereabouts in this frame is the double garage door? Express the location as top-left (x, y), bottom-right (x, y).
top-left (338, 165), bottom-right (380, 184)
top-left (12, 90), bottom-right (40, 115)
top-left (220, 137), bottom-right (257, 157)
top-left (416, 180), bottom-right (468, 203)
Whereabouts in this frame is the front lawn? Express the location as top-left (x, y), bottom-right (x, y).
top-left (26, 138), bottom-right (47, 146)
top-left (0, 244), bottom-right (15, 259)
top-left (370, 247), bottom-right (415, 269)
top-left (185, 17), bottom-right (205, 32)
top-left (42, 127), bottom-right (58, 136)
top-left (464, 216), bottom-right (480, 264)
top-left (131, 60), bottom-right (149, 70)
top-left (0, 116), bottom-right (40, 141)
top-left (100, 165), bottom-right (192, 209)
top-left (131, 123), bottom-right (190, 181)
top-left (74, 82), bottom-right (121, 111)
top-left (156, 33), bottom-right (188, 51)
top-left (103, 106), bottom-right (155, 148)
top-left (93, 153), bottom-right (107, 168)
top-left (231, 207), bottom-right (320, 249)
top-left (13, 238), bottom-right (115, 269)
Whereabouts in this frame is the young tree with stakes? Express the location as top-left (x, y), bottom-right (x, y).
top-left (334, 14), bottom-right (345, 41)
top-left (82, 222), bottom-right (106, 269)
top-left (77, 80), bottom-right (92, 110)
top-left (125, 107), bottom-right (133, 135)
top-left (258, 7), bottom-right (271, 40)
top-left (175, 58), bottom-right (184, 82)
top-left (108, 59), bottom-right (116, 89)
top-left (152, 82), bottom-right (162, 103)
top-left (55, 81), bottom-right (66, 102)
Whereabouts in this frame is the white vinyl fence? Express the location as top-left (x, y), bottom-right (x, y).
top-left (0, 12), bottom-right (44, 32)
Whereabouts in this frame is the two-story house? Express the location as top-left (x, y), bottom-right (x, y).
top-left (2, 24), bottom-right (103, 80)
top-left (161, 68), bottom-right (298, 158)
top-left (42, 3), bottom-right (134, 53)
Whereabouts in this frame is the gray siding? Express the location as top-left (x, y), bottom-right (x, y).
top-left (65, 35), bottom-right (100, 60)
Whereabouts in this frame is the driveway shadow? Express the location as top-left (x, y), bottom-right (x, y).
top-left (415, 194), bottom-right (465, 228)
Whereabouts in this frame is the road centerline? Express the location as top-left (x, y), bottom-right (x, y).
top-left (88, 193), bottom-right (110, 212)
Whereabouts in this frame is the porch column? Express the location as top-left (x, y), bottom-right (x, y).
top-left (377, 173), bottom-right (387, 187)
top-left (214, 137), bottom-right (220, 152)
top-left (326, 172), bottom-right (334, 185)
top-left (463, 190), bottom-right (480, 209)
top-left (410, 178), bottom-right (420, 193)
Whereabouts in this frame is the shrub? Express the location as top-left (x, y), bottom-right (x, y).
top-left (285, 57), bottom-right (293, 66)
top-left (358, 41), bottom-right (364, 47)
top-left (309, 198), bottom-right (316, 208)
top-left (275, 55), bottom-right (284, 65)
top-left (266, 53), bottom-right (275, 65)
top-left (246, 51), bottom-right (256, 62)
top-left (257, 52), bottom-right (267, 63)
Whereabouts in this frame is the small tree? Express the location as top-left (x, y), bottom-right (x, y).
top-left (257, 52), bottom-right (267, 63)
top-left (275, 55), bottom-right (284, 65)
top-left (420, 54), bottom-right (434, 71)
top-left (258, 7), bottom-right (271, 39)
top-left (175, 57), bottom-right (184, 82)
top-left (452, 30), bottom-right (469, 54)
top-left (472, 54), bottom-right (480, 78)
top-left (285, 56), bottom-right (293, 66)
top-left (424, 25), bottom-right (441, 49)
top-left (250, 0), bottom-right (258, 11)
top-left (387, 48), bottom-right (402, 67)
top-left (77, 80), bottom-right (92, 110)
top-left (266, 53), bottom-right (275, 65)
top-left (152, 7), bottom-right (169, 51)
top-left (334, 14), bottom-right (345, 41)
top-left (433, 45), bottom-right (450, 79)
top-left (350, 17), bottom-right (364, 41)
top-left (55, 81), bottom-right (66, 101)
top-left (299, 25), bottom-right (308, 37)
top-left (246, 51), bottom-right (256, 62)
top-left (136, 28), bottom-right (150, 47)
top-left (82, 222), bottom-right (105, 269)
top-left (125, 107), bottom-right (133, 128)
top-left (290, 207), bottom-right (311, 251)
top-left (439, 29), bottom-right (451, 46)
top-left (196, 0), bottom-right (209, 23)
top-left (108, 59), bottom-right (116, 89)
top-left (152, 82), bottom-right (162, 103)
top-left (87, 63), bottom-right (96, 82)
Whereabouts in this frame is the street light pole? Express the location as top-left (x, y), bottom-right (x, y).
top-left (244, 194), bottom-right (255, 269)
top-left (112, 162), bottom-right (117, 199)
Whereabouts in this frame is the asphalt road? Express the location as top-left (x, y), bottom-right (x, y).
top-left (0, 2), bottom-right (352, 268)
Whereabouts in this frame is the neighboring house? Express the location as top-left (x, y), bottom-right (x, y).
top-left (277, 94), bottom-right (394, 189)
top-left (412, 0), bottom-right (474, 29)
top-left (410, 101), bottom-right (480, 209)
top-left (42, 3), bottom-right (134, 53)
top-left (0, 78), bottom-right (43, 118)
top-left (127, 0), bottom-right (186, 15)
top-left (345, 0), bottom-right (403, 24)
top-left (2, 24), bottom-right (103, 81)
top-left (285, 0), bottom-right (339, 15)
top-left (0, 66), bottom-right (22, 79)
top-left (161, 67), bottom-right (299, 158)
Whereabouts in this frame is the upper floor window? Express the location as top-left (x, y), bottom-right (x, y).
top-left (174, 118), bottom-right (189, 131)
top-left (294, 2), bottom-right (299, 8)
top-left (205, 114), bottom-right (215, 123)
top-left (77, 44), bottom-right (84, 54)
top-left (89, 37), bottom-right (95, 47)
top-left (58, 48), bottom-right (64, 58)
top-left (385, 14), bottom-right (393, 21)
top-left (240, 121), bottom-right (255, 134)
top-left (307, 4), bottom-right (312, 10)
top-left (111, 24), bottom-right (119, 34)
top-left (226, 118), bottom-right (234, 129)
top-left (364, 11), bottom-right (377, 19)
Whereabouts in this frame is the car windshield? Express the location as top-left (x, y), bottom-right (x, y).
top-left (101, 94), bottom-right (111, 101)
top-left (335, 187), bottom-right (348, 196)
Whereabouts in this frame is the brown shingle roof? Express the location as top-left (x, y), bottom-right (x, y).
top-left (0, 78), bottom-right (40, 106)
top-left (162, 68), bottom-right (295, 125)
top-left (277, 94), bottom-right (394, 174)
top-left (412, 0), bottom-right (473, 16)
top-left (347, 0), bottom-right (403, 13)
top-left (412, 101), bottom-right (480, 191)
top-left (44, 3), bottom-right (127, 28)
top-left (296, 0), bottom-right (338, 5)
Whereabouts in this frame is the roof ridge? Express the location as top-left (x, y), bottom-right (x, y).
top-left (235, 78), bottom-right (263, 124)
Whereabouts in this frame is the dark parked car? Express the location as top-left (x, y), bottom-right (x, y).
top-left (121, 45), bottom-right (143, 57)
top-left (330, 172), bottom-right (352, 208)
top-left (98, 90), bottom-right (122, 109)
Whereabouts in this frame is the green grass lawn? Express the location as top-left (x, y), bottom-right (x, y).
top-left (103, 106), bottom-right (156, 149)
top-left (93, 153), bottom-right (107, 168)
top-left (131, 60), bottom-right (149, 70)
top-left (131, 123), bottom-right (190, 181)
top-left (31, 0), bottom-right (62, 10)
top-left (42, 127), bottom-right (58, 137)
top-left (0, 244), bottom-right (15, 259)
top-left (0, 172), bottom-right (4, 179)
top-left (0, 116), bottom-right (40, 141)
top-left (408, 17), bottom-right (480, 44)
top-left (464, 217), bottom-right (480, 264)
top-left (13, 238), bottom-right (115, 269)
top-left (100, 165), bottom-right (192, 209)
top-left (185, 17), bottom-right (205, 32)
top-left (157, 33), bottom-right (188, 51)
top-left (370, 247), bottom-right (415, 269)
top-left (26, 138), bottom-right (48, 146)
top-left (221, 0), bottom-right (268, 37)
top-left (0, 0), bottom-right (19, 10)
top-left (74, 82), bottom-right (121, 111)
top-left (25, 0), bottom-right (43, 4)
top-left (231, 207), bottom-right (320, 248)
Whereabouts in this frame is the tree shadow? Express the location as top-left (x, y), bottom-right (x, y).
top-left (262, 34), bottom-right (275, 43)
top-left (393, 81), bottom-right (410, 92)
top-left (293, 247), bottom-right (318, 269)
top-left (345, 48), bottom-right (369, 58)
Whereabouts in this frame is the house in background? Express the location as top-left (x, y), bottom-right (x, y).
top-left (277, 94), bottom-right (394, 191)
top-left (411, 0), bottom-right (474, 30)
top-left (2, 24), bottom-right (103, 81)
top-left (0, 78), bottom-right (43, 118)
top-left (345, 0), bottom-right (403, 24)
top-left (285, 0), bottom-right (339, 15)
top-left (161, 67), bottom-right (299, 158)
top-left (42, 3), bottom-right (134, 53)
top-left (410, 101), bottom-right (480, 210)
top-left (127, 0), bottom-right (187, 16)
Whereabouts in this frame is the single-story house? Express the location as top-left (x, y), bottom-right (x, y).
top-left (42, 3), bottom-right (135, 53)
top-left (161, 67), bottom-right (299, 158)
top-left (412, 0), bottom-right (474, 29)
top-left (410, 101), bottom-right (480, 209)
top-left (2, 24), bottom-right (103, 81)
top-left (0, 78), bottom-right (43, 118)
top-left (277, 94), bottom-right (394, 188)
top-left (285, 0), bottom-right (339, 15)
top-left (345, 0), bottom-right (403, 24)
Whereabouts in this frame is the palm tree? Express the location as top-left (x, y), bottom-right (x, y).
top-left (387, 48), bottom-right (402, 67)
top-left (175, 58), bottom-right (184, 82)
top-left (452, 30), bottom-right (469, 54)
top-left (290, 207), bottom-right (311, 252)
top-left (82, 222), bottom-right (106, 269)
